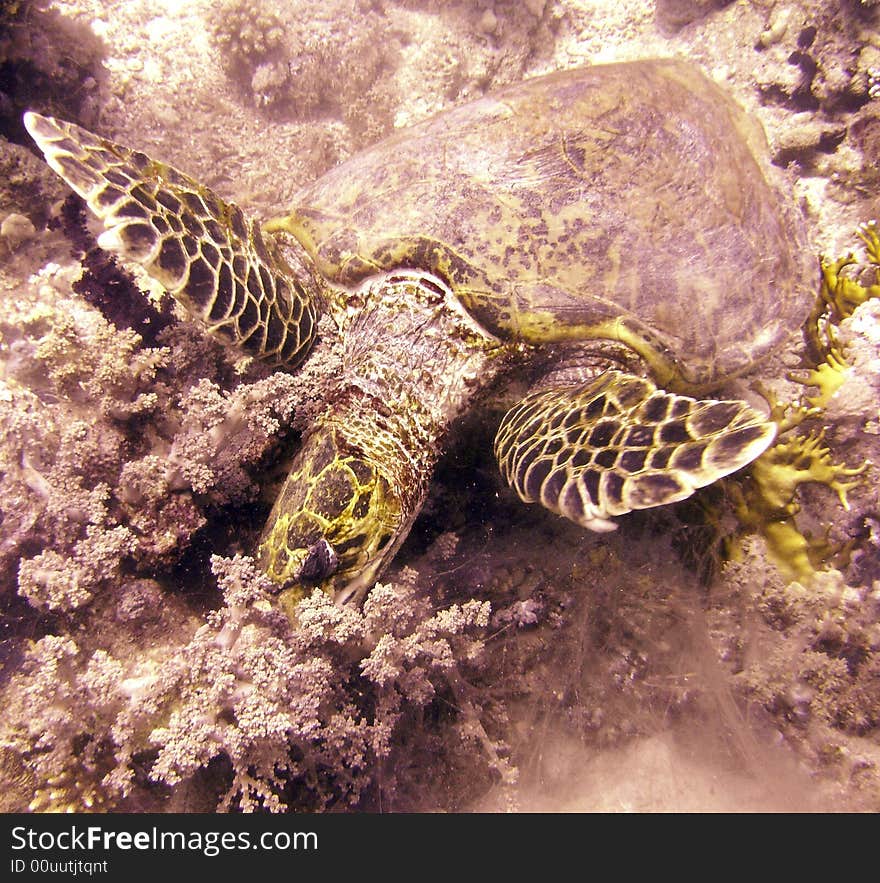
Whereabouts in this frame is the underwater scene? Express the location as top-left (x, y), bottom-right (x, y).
top-left (0, 0), bottom-right (878, 813)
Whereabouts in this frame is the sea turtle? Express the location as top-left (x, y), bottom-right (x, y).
top-left (24, 58), bottom-right (813, 609)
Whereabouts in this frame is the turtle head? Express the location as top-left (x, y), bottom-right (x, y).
top-left (257, 428), bottom-right (409, 611)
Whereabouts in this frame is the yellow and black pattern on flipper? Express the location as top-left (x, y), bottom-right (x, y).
top-left (23, 112), bottom-right (318, 367)
top-left (495, 370), bottom-right (777, 531)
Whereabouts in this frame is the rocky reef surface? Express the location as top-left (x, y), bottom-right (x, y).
top-left (0, 0), bottom-right (878, 812)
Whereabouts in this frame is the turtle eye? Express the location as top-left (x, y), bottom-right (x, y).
top-left (296, 539), bottom-right (340, 583)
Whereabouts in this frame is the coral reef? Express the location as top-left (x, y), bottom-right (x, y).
top-left (722, 221), bottom-right (879, 583)
top-left (655, 0), bottom-right (731, 33)
top-left (707, 540), bottom-right (880, 805)
top-left (0, 217), bottom-right (500, 810)
top-left (208, 0), bottom-right (549, 149)
top-left (1, 551), bottom-right (495, 812)
top-left (209, 0), bottom-right (395, 146)
top-left (0, 0), bottom-right (106, 143)
top-left (0, 137), bottom-right (69, 229)
top-left (747, 0), bottom-right (879, 217)
top-left (0, 0), bottom-right (878, 814)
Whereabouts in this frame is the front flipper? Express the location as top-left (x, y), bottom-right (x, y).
top-left (494, 370), bottom-right (776, 531)
top-left (23, 112), bottom-right (319, 367)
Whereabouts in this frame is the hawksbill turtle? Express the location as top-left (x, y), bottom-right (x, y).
top-left (24, 58), bottom-right (813, 608)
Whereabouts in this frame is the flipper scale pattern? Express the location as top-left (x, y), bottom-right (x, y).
top-left (495, 370), bottom-right (777, 531)
top-left (24, 112), bottom-right (318, 367)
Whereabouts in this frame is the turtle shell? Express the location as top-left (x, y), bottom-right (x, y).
top-left (279, 59), bottom-right (813, 387)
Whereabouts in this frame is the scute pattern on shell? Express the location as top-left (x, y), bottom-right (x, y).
top-left (281, 59), bottom-right (813, 387)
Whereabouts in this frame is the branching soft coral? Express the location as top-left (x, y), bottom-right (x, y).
top-left (3, 635), bottom-right (119, 812)
top-left (790, 348), bottom-right (849, 410)
top-left (0, 363), bottom-right (137, 606)
top-left (2, 551), bottom-right (496, 812)
top-left (0, 246), bottom-right (326, 608)
top-left (18, 525), bottom-right (135, 612)
top-left (164, 373), bottom-right (301, 502)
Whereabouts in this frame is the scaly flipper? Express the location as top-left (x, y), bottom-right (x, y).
top-left (495, 370), bottom-right (776, 531)
top-left (23, 112), bottom-right (319, 367)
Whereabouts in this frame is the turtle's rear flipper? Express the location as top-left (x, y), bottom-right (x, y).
top-left (494, 369), bottom-right (776, 531)
top-left (23, 112), bottom-right (318, 367)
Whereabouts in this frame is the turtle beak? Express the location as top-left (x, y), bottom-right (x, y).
top-left (295, 539), bottom-right (340, 583)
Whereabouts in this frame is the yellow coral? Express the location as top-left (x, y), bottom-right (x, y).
top-left (812, 220), bottom-right (880, 354)
top-left (751, 430), bottom-right (866, 512)
top-left (733, 222), bottom-right (877, 581)
top-left (789, 348), bottom-right (849, 409)
top-left (736, 429), bottom-right (867, 581)
top-left (28, 768), bottom-right (107, 813)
